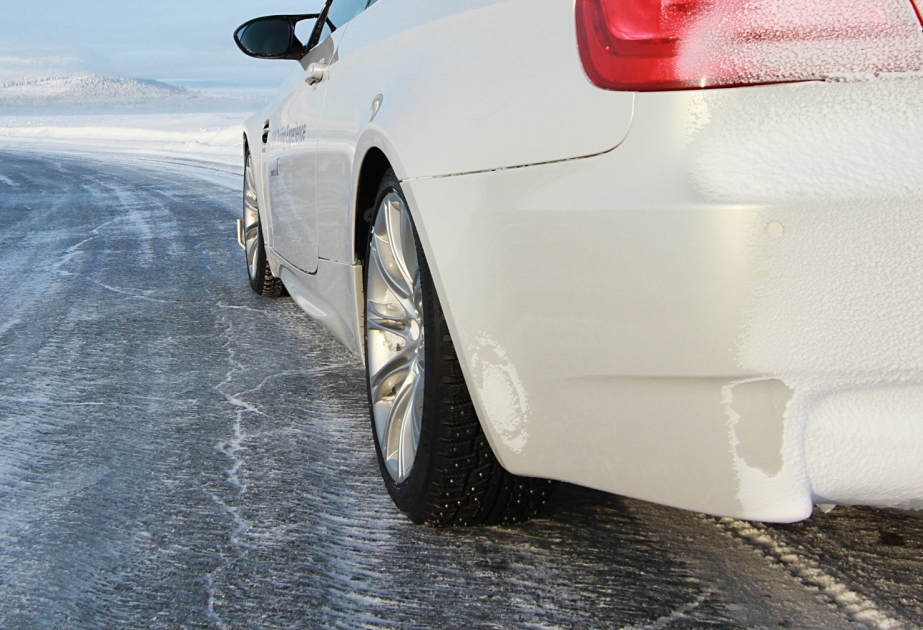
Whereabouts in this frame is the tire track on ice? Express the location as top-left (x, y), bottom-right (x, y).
top-left (715, 518), bottom-right (905, 629)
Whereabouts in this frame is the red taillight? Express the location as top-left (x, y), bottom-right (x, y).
top-left (576, 0), bottom-right (923, 91)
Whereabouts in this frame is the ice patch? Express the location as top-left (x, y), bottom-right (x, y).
top-left (468, 335), bottom-right (530, 455)
top-left (621, 590), bottom-right (714, 629)
top-left (51, 236), bottom-right (95, 276)
top-left (0, 318), bottom-right (21, 339)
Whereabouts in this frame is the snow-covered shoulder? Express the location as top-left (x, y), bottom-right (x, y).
top-left (0, 112), bottom-right (247, 189)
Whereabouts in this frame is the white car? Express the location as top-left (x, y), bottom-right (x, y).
top-left (234, 0), bottom-right (923, 525)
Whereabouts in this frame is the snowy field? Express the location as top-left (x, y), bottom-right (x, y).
top-left (0, 112), bottom-right (247, 190)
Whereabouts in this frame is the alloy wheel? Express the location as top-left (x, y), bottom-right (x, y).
top-left (365, 192), bottom-right (425, 483)
top-left (243, 154), bottom-right (261, 283)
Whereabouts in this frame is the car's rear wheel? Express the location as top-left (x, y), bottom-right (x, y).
top-left (364, 172), bottom-right (552, 526)
top-left (243, 152), bottom-right (286, 298)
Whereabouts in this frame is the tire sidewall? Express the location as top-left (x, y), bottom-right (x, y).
top-left (248, 222), bottom-right (268, 294)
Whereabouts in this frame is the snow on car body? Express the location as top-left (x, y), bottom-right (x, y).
top-left (235, 0), bottom-right (923, 524)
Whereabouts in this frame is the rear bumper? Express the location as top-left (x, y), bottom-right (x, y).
top-left (404, 77), bottom-right (923, 521)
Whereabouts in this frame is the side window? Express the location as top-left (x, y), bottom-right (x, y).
top-left (326, 0), bottom-right (370, 30)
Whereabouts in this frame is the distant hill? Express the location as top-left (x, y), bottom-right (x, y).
top-left (0, 75), bottom-right (271, 113)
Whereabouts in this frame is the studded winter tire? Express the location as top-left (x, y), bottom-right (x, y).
top-left (363, 171), bottom-right (552, 527)
top-left (243, 151), bottom-right (286, 298)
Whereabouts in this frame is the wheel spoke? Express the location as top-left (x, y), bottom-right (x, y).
top-left (369, 238), bottom-right (420, 333)
top-left (384, 199), bottom-right (417, 295)
top-left (366, 189), bottom-right (426, 484)
top-left (382, 361), bottom-right (421, 479)
top-left (366, 289), bottom-right (412, 326)
top-left (245, 164), bottom-right (258, 201)
top-left (244, 159), bottom-right (258, 204)
top-left (243, 155), bottom-right (262, 281)
top-left (369, 341), bottom-right (416, 404)
top-left (399, 203), bottom-right (420, 291)
top-left (367, 305), bottom-right (412, 340)
top-left (247, 240), bottom-right (259, 269)
top-left (244, 222), bottom-right (259, 241)
top-left (401, 370), bottom-right (424, 475)
top-left (371, 229), bottom-right (413, 302)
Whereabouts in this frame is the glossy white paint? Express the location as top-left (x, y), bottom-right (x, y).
top-left (316, 0), bottom-right (635, 264)
top-left (240, 0), bottom-right (923, 521)
top-left (332, 0), bottom-right (635, 178)
top-left (281, 260), bottom-right (365, 357)
top-left (266, 37), bottom-right (342, 274)
top-left (404, 78), bottom-right (923, 521)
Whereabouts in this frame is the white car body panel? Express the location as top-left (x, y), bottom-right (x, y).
top-left (240, 0), bottom-right (923, 521)
top-left (339, 0), bottom-right (634, 178)
top-left (404, 78), bottom-right (923, 521)
top-left (266, 36), bottom-right (344, 274)
top-left (317, 0), bottom-right (635, 263)
top-left (281, 260), bottom-right (365, 356)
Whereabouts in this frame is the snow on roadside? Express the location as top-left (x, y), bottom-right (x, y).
top-left (0, 113), bottom-right (248, 189)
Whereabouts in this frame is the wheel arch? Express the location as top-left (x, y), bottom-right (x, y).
top-left (354, 146), bottom-right (394, 266)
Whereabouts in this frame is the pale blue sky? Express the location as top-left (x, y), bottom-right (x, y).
top-left (0, 0), bottom-right (326, 88)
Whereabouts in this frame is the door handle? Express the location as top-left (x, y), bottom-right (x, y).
top-left (305, 62), bottom-right (329, 86)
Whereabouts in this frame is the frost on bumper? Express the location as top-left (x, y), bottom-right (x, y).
top-left (467, 335), bottom-right (531, 457)
top-left (678, 0), bottom-right (923, 87)
top-left (687, 79), bottom-right (923, 513)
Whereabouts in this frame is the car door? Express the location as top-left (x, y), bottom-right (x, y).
top-left (266, 0), bottom-right (370, 275)
top-left (266, 35), bottom-right (330, 275)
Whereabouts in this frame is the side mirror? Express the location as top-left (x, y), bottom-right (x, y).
top-left (234, 14), bottom-right (319, 60)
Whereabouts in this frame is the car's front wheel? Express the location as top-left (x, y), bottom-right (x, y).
top-left (243, 151), bottom-right (286, 298)
top-left (363, 172), bottom-right (552, 526)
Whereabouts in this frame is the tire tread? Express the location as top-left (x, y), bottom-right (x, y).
top-left (257, 260), bottom-right (286, 298)
top-left (414, 257), bottom-right (552, 528)
top-left (244, 151), bottom-right (288, 299)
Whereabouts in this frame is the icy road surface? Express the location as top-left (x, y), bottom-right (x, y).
top-left (0, 151), bottom-right (921, 629)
